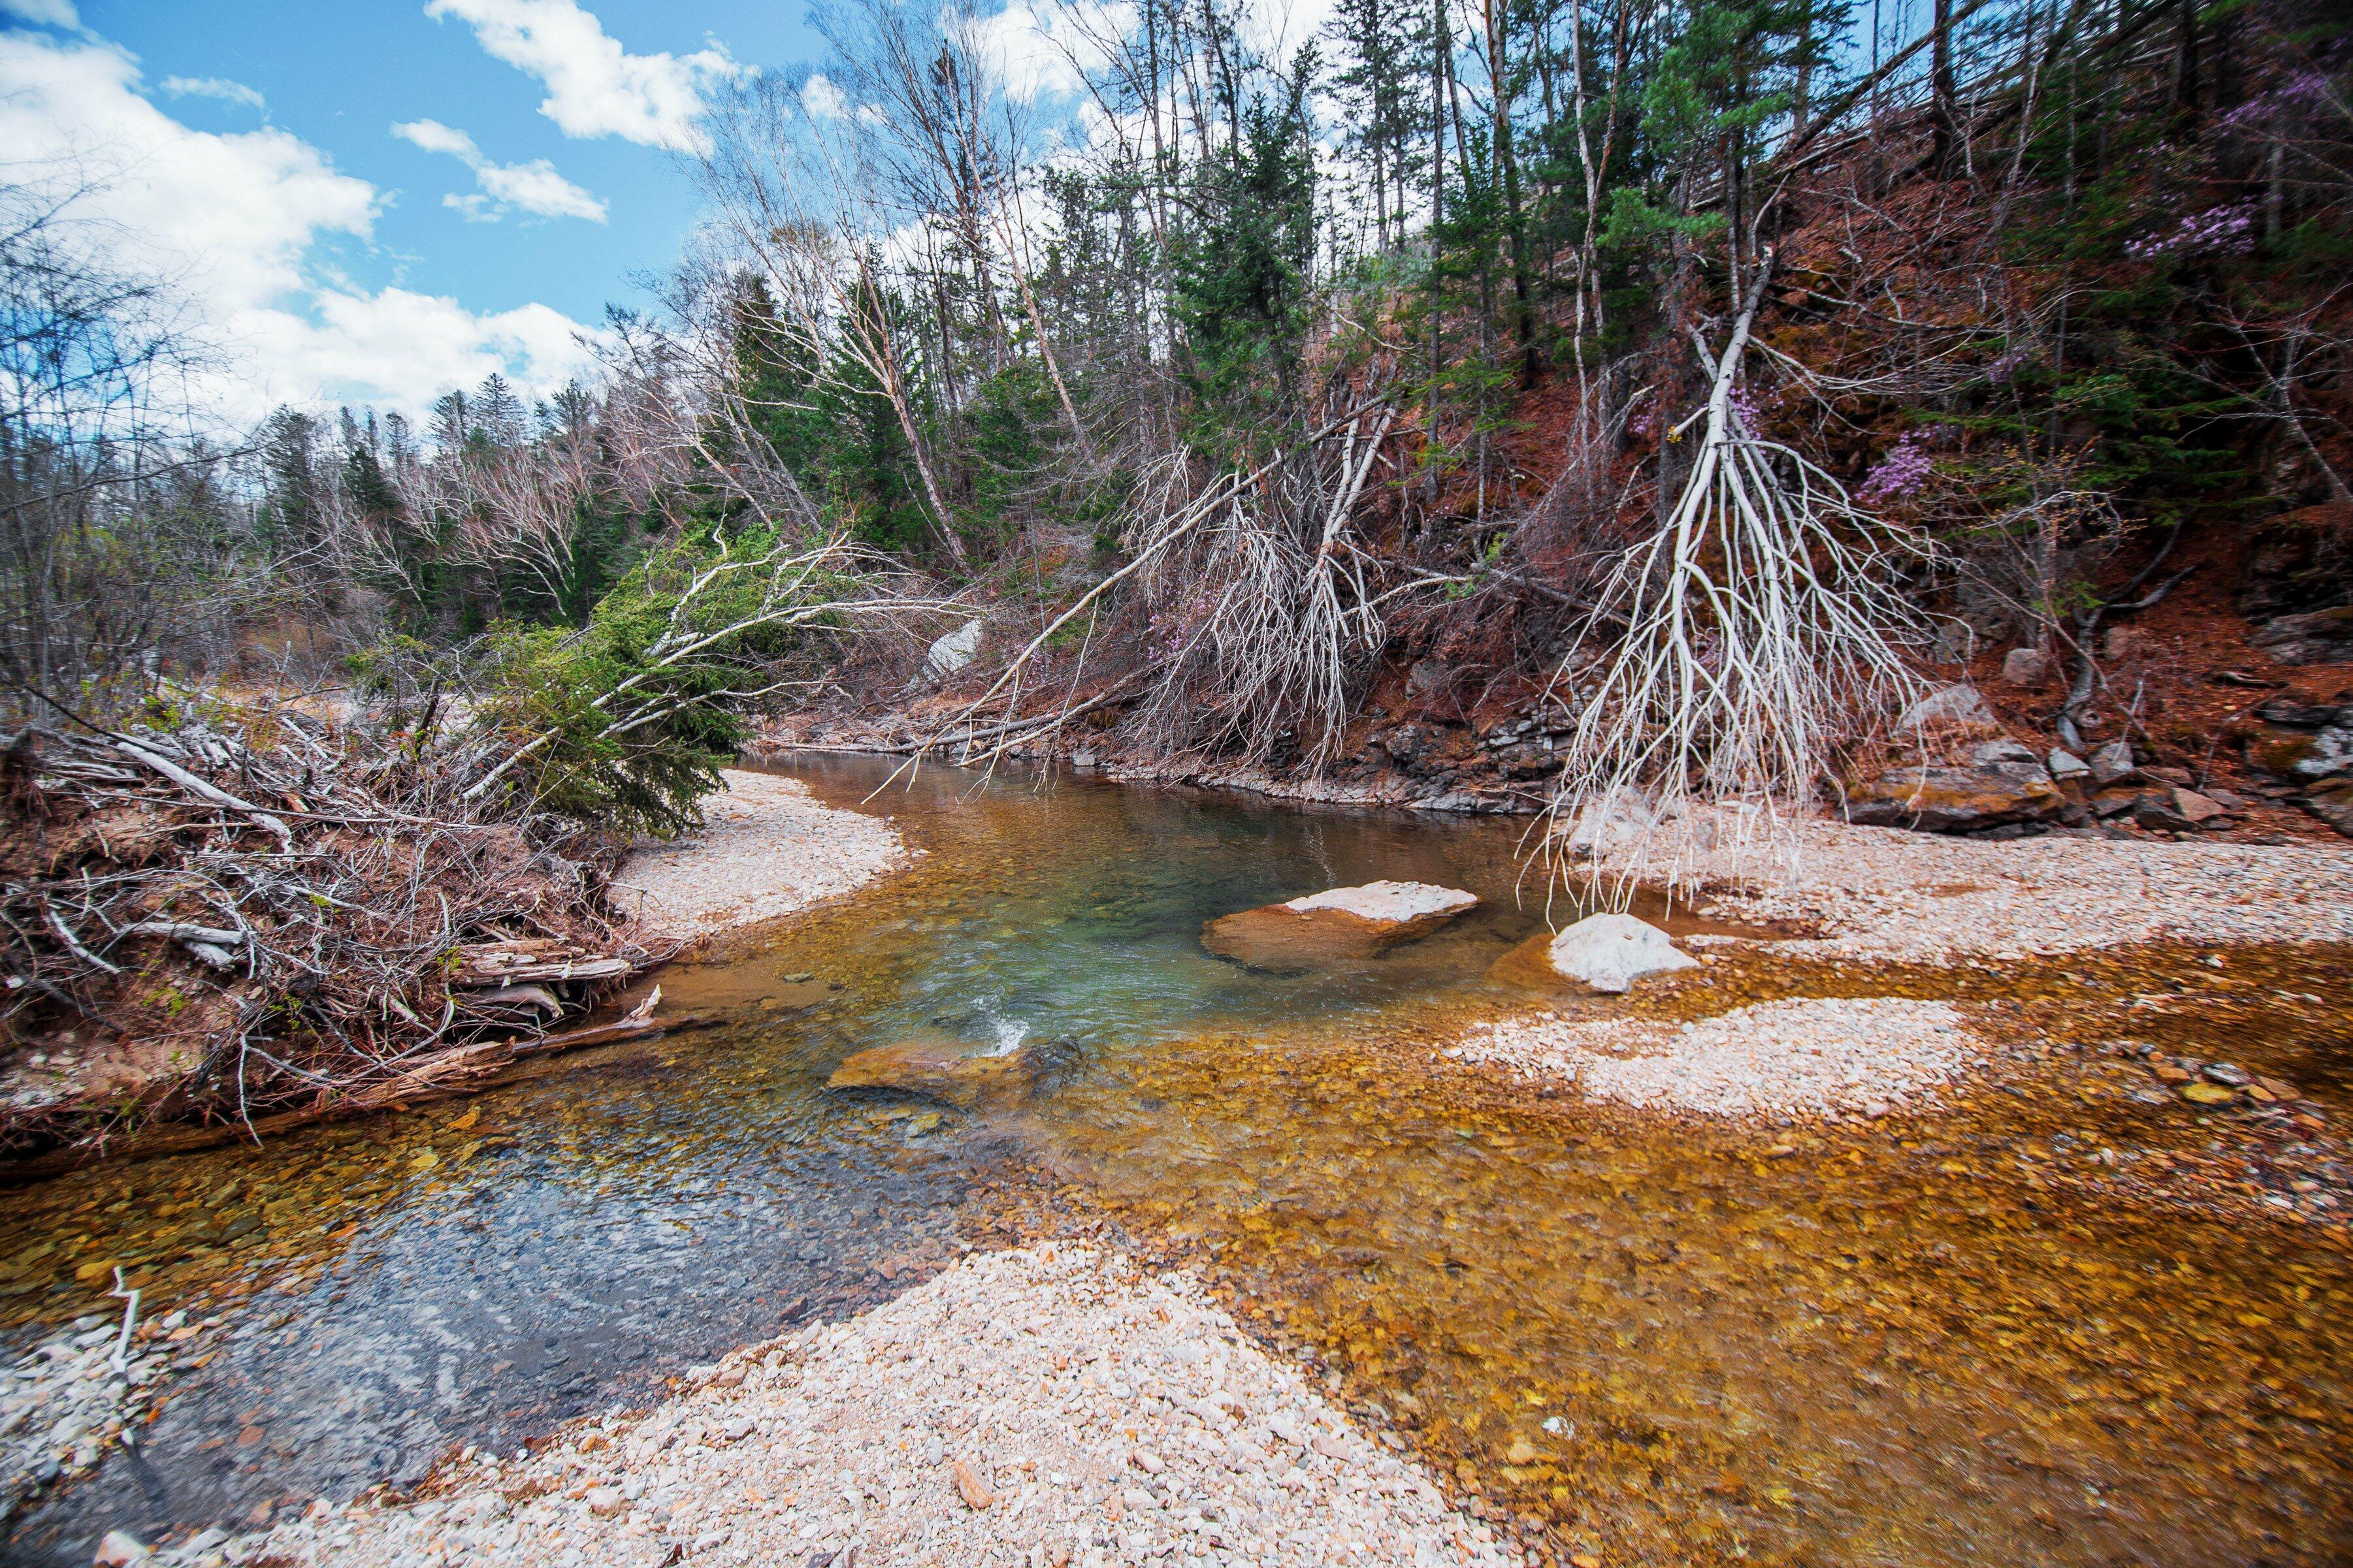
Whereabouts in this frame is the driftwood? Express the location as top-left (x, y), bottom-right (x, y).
top-left (1, 709), bottom-right (678, 1162)
top-left (0, 995), bottom-right (712, 1185)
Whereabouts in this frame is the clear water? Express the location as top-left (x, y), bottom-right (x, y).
top-left (3, 756), bottom-right (2346, 1567)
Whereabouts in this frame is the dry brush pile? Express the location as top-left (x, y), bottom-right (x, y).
top-left (0, 705), bottom-right (671, 1162)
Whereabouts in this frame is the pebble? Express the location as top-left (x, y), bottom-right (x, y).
top-left (2, 1316), bottom-right (190, 1522)
top-left (1593, 810), bottom-right (2353, 961)
top-left (618, 771), bottom-right (905, 940)
top-left (1459, 999), bottom-right (1982, 1117)
top-left (232, 1247), bottom-right (1516, 1568)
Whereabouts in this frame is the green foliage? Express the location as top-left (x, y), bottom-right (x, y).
top-left (1173, 54), bottom-right (1320, 442)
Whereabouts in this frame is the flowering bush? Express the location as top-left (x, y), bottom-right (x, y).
top-left (1858, 432), bottom-right (1934, 504)
top-left (2124, 201), bottom-right (2259, 259)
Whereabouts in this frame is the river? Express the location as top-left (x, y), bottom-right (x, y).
top-left (3, 755), bottom-right (2346, 1566)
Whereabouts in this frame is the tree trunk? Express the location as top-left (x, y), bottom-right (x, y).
top-left (1930, 0), bottom-right (1958, 175)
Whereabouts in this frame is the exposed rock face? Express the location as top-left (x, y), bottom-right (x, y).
top-left (2047, 747), bottom-right (2089, 780)
top-left (1846, 741), bottom-right (2063, 833)
top-left (2250, 605), bottom-right (2353, 665)
top-left (1544, 912), bottom-right (1700, 994)
top-left (1200, 881), bottom-right (1478, 970)
top-left (824, 1037), bottom-right (1069, 1109)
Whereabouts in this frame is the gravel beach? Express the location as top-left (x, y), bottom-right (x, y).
top-left (228, 1246), bottom-right (1514, 1568)
top-left (614, 770), bottom-right (907, 940)
top-left (1616, 814), bottom-right (2353, 962)
top-left (1452, 998), bottom-right (1986, 1119)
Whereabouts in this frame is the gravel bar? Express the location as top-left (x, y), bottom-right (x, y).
top-left (1630, 814), bottom-right (2353, 963)
top-left (613, 770), bottom-right (906, 940)
top-left (1452, 998), bottom-right (1987, 1120)
top-left (230, 1246), bottom-right (1516, 1568)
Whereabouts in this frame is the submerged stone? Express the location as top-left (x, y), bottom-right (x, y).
top-left (824, 1037), bottom-right (1067, 1109)
top-left (1200, 881), bottom-right (1478, 972)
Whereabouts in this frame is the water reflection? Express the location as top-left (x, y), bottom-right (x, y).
top-left (3, 755), bottom-right (2346, 1568)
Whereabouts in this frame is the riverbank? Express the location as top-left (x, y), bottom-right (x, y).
top-left (614, 769), bottom-right (909, 941)
top-left (1634, 812), bottom-right (2353, 961)
top-left (225, 1245), bottom-right (1515, 1568)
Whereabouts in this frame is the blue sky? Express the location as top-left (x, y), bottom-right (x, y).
top-left (0, 0), bottom-right (830, 423)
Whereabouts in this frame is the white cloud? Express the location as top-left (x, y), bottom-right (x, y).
top-left (423, 0), bottom-right (739, 152)
top-left (0, 31), bottom-right (602, 424)
top-left (964, 0), bottom-right (1135, 104)
top-left (0, 0), bottom-right (78, 29)
top-left (241, 288), bottom-right (596, 417)
top-left (801, 71), bottom-right (847, 121)
top-left (161, 74), bottom-right (267, 113)
top-left (393, 116), bottom-right (608, 222)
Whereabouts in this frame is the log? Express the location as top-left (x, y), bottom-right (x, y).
top-left (0, 997), bottom-right (711, 1183)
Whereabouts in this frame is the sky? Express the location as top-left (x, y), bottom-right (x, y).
top-left (0, 0), bottom-right (1349, 431)
top-left (0, 0), bottom-right (830, 427)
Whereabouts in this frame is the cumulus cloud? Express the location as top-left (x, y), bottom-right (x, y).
top-left (963, 0), bottom-right (1135, 104)
top-left (161, 74), bottom-right (267, 113)
top-left (801, 71), bottom-right (847, 121)
top-left (423, 0), bottom-right (739, 152)
top-left (392, 116), bottom-right (608, 222)
top-left (0, 30), bottom-right (601, 424)
top-left (0, 0), bottom-right (79, 29)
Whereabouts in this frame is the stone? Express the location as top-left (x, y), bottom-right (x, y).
top-left (1969, 738), bottom-right (2038, 766)
top-left (825, 1038), bottom-right (1069, 1110)
top-left (2089, 787), bottom-right (2139, 819)
top-left (2203, 1063), bottom-right (2252, 1087)
top-left (920, 620), bottom-right (985, 682)
top-left (2179, 1081), bottom-right (2236, 1106)
top-left (2303, 776), bottom-right (2353, 838)
top-left (2134, 793), bottom-right (2199, 833)
top-left (953, 1458), bottom-right (994, 1510)
top-left (1897, 683), bottom-right (1995, 729)
top-left (585, 1487), bottom-right (626, 1517)
top-left (2000, 647), bottom-right (2049, 686)
top-left (1845, 756), bottom-right (2062, 833)
top-left (1544, 914), bottom-right (1699, 995)
top-left (1552, 792), bottom-right (1655, 858)
top-left (93, 1533), bottom-right (151, 1567)
top-left (1201, 882), bottom-right (1478, 971)
top-left (2088, 741), bottom-right (2137, 786)
top-left (2046, 748), bottom-right (2089, 779)
top-left (2167, 788), bottom-right (2222, 824)
top-left (2248, 605), bottom-right (2353, 665)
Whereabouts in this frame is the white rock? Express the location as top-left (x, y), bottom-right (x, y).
top-left (1279, 882), bottom-right (1478, 924)
top-left (922, 620), bottom-right (985, 681)
top-left (1546, 913), bottom-right (1698, 993)
top-left (2047, 748), bottom-right (2088, 779)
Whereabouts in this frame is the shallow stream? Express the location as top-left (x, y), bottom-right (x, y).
top-left (3, 756), bottom-right (2347, 1566)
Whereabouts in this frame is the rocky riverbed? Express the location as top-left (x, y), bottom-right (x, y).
top-left (213, 1247), bottom-right (1516, 1568)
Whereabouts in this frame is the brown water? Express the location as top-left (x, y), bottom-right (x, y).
top-left (3, 756), bottom-right (2347, 1566)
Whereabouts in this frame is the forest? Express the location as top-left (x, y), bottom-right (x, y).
top-left (1, 0), bottom-right (2349, 1136)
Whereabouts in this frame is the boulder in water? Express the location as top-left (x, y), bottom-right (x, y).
top-left (1545, 913), bottom-right (1699, 994)
top-left (826, 1036), bottom-right (1065, 1109)
top-left (1201, 880), bottom-right (1478, 972)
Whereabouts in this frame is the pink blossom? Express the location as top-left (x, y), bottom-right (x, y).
top-left (2125, 201), bottom-right (2259, 259)
top-left (1858, 431), bottom-right (1933, 504)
